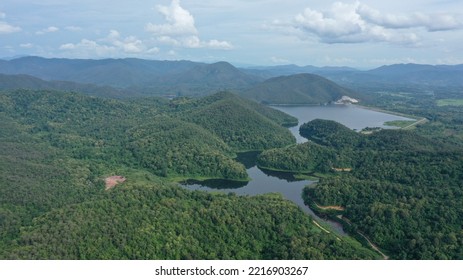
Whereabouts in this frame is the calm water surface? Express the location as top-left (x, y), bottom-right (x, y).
top-left (182, 105), bottom-right (414, 235)
top-left (273, 104), bottom-right (414, 143)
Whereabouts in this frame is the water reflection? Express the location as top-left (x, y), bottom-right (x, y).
top-left (272, 104), bottom-right (414, 143)
top-left (181, 105), bottom-right (415, 236)
top-left (181, 151), bottom-right (346, 235)
top-left (181, 178), bottom-right (247, 189)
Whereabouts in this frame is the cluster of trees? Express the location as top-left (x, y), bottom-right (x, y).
top-left (351, 85), bottom-right (463, 142)
top-left (259, 118), bottom-right (463, 259)
top-left (242, 73), bottom-right (349, 105)
top-left (299, 119), bottom-right (361, 148)
top-left (257, 142), bottom-right (336, 173)
top-left (128, 117), bottom-right (247, 180)
top-left (1, 89), bottom-right (379, 260)
top-left (1, 90), bottom-right (296, 181)
top-left (4, 183), bottom-right (379, 260)
top-left (175, 92), bottom-right (297, 151)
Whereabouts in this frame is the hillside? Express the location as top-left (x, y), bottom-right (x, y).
top-left (299, 119), bottom-right (362, 148)
top-left (0, 88), bottom-right (379, 260)
top-left (0, 90), bottom-right (296, 180)
top-left (168, 61), bottom-right (262, 88)
top-left (242, 64), bottom-right (359, 79)
top-left (0, 56), bottom-right (200, 87)
top-left (242, 73), bottom-right (353, 104)
top-left (0, 73), bottom-right (137, 98)
top-left (127, 117), bottom-right (247, 180)
top-left (175, 92), bottom-right (297, 151)
top-left (257, 119), bottom-right (463, 259)
top-left (4, 182), bottom-right (377, 260)
top-left (243, 63), bottom-right (463, 88)
top-left (0, 57), bottom-right (263, 96)
top-left (366, 63), bottom-right (463, 86)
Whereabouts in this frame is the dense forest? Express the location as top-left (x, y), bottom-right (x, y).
top-left (258, 119), bottom-right (463, 259)
top-left (242, 73), bottom-right (350, 104)
top-left (0, 89), bottom-right (379, 259)
top-left (2, 59), bottom-right (463, 260)
top-left (5, 184), bottom-right (378, 259)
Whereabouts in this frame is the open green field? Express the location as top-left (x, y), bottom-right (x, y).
top-left (437, 99), bottom-right (463, 107)
top-left (383, 120), bottom-right (417, 128)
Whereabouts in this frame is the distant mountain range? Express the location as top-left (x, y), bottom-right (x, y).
top-left (1, 56), bottom-right (462, 102)
top-left (242, 73), bottom-right (352, 104)
top-left (0, 73), bottom-right (137, 99)
top-left (245, 63), bottom-right (463, 87)
top-left (242, 64), bottom-right (359, 79)
top-left (0, 57), bottom-right (262, 96)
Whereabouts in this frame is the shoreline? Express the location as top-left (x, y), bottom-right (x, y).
top-left (355, 104), bottom-right (419, 120)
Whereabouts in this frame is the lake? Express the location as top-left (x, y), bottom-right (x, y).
top-left (181, 104), bottom-right (414, 235)
top-left (273, 104), bottom-right (414, 143)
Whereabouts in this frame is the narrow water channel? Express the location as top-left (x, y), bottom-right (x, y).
top-left (181, 104), bottom-right (414, 236)
top-left (182, 151), bottom-right (346, 235)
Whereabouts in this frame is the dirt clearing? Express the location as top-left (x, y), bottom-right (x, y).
top-left (105, 176), bottom-right (126, 190)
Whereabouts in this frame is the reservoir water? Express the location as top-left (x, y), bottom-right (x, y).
top-left (273, 104), bottom-right (415, 143)
top-left (182, 104), bottom-right (414, 235)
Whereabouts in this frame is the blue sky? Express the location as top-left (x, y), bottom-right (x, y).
top-left (1, 0), bottom-right (462, 68)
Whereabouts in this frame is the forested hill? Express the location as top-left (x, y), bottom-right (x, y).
top-left (0, 89), bottom-right (379, 259)
top-left (0, 90), bottom-right (296, 181)
top-left (170, 92), bottom-right (297, 151)
top-left (242, 73), bottom-right (352, 104)
top-left (244, 63), bottom-right (463, 88)
top-left (258, 119), bottom-right (463, 259)
top-left (165, 62), bottom-right (262, 89)
top-left (0, 56), bottom-right (200, 87)
top-left (0, 73), bottom-right (136, 98)
top-left (0, 57), bottom-right (262, 96)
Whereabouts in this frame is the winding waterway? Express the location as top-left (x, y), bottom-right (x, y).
top-left (181, 104), bottom-right (414, 235)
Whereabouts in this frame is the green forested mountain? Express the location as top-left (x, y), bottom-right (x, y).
top-left (0, 90), bottom-right (293, 180)
top-left (244, 63), bottom-right (463, 88)
top-left (242, 73), bottom-right (352, 104)
top-left (166, 61), bottom-right (262, 89)
top-left (173, 92), bottom-right (297, 151)
top-left (5, 184), bottom-right (378, 260)
top-left (0, 56), bottom-right (201, 87)
top-left (258, 142), bottom-right (336, 173)
top-left (0, 89), bottom-right (379, 260)
top-left (258, 119), bottom-right (463, 259)
top-left (0, 73), bottom-right (138, 99)
top-left (127, 117), bottom-right (247, 180)
top-left (0, 57), bottom-right (262, 96)
top-left (299, 119), bottom-right (361, 148)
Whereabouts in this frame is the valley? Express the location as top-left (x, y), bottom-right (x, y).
top-left (1, 57), bottom-right (462, 260)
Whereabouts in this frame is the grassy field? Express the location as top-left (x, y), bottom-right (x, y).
top-left (437, 99), bottom-right (463, 107)
top-left (384, 120), bottom-right (417, 128)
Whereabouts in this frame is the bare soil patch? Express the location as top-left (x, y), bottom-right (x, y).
top-left (314, 202), bottom-right (345, 211)
top-left (105, 175), bottom-right (126, 190)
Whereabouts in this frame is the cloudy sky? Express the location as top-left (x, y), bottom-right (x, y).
top-left (1, 0), bottom-right (462, 68)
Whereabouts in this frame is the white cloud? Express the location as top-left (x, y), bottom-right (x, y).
top-left (146, 0), bottom-right (198, 36)
top-left (270, 56), bottom-right (290, 64)
top-left (146, 0), bottom-right (233, 50)
top-left (20, 43), bottom-right (33, 48)
top-left (357, 4), bottom-right (462, 32)
top-left (59, 39), bottom-right (116, 57)
top-left (60, 30), bottom-right (156, 57)
top-left (36, 26), bottom-right (59, 35)
top-left (206, 39), bottom-right (233, 50)
top-left (279, 1), bottom-right (461, 45)
top-left (65, 26), bottom-right (83, 32)
top-left (103, 30), bottom-right (147, 53)
top-left (0, 12), bottom-right (21, 34)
